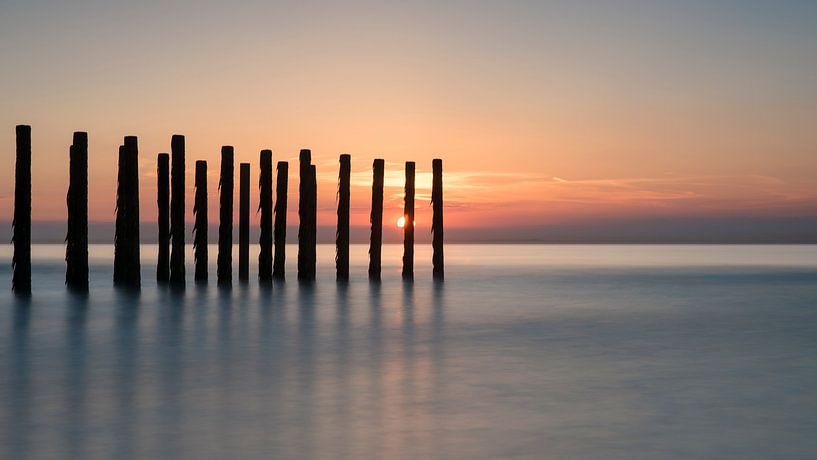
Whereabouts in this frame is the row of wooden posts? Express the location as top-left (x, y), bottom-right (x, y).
top-left (10, 126), bottom-right (444, 295)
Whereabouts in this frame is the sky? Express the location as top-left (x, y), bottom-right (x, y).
top-left (1, 0), bottom-right (816, 242)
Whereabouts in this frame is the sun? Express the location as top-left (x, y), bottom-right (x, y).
top-left (397, 216), bottom-right (406, 228)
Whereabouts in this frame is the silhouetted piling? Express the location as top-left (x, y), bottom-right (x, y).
top-left (194, 160), bottom-right (208, 283)
top-left (273, 161), bottom-right (288, 281)
top-left (368, 159), bottom-right (384, 281)
top-left (298, 149), bottom-right (316, 282)
top-left (66, 131), bottom-right (89, 292)
top-left (217, 147), bottom-right (234, 286)
top-left (336, 154), bottom-right (351, 282)
top-left (258, 150), bottom-right (273, 284)
top-left (432, 159), bottom-right (444, 281)
top-left (402, 161), bottom-right (415, 281)
top-left (156, 153), bottom-right (170, 283)
top-left (13, 125), bottom-right (32, 295)
top-left (239, 163), bottom-right (250, 282)
top-left (113, 136), bottom-right (141, 289)
top-left (170, 135), bottom-right (185, 286)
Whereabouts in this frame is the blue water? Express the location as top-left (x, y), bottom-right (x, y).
top-left (1, 244), bottom-right (816, 459)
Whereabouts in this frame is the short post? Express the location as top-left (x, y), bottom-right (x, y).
top-left (336, 154), bottom-right (351, 282)
top-left (217, 146), bottom-right (234, 286)
top-left (239, 163), bottom-right (250, 282)
top-left (402, 161), bottom-right (415, 281)
top-left (273, 161), bottom-right (288, 281)
top-left (368, 159), bottom-right (384, 281)
top-left (113, 136), bottom-right (141, 289)
top-left (170, 134), bottom-right (185, 286)
top-left (432, 159), bottom-right (444, 281)
top-left (66, 131), bottom-right (89, 292)
top-left (258, 150), bottom-right (273, 284)
top-left (156, 153), bottom-right (170, 283)
top-left (13, 125), bottom-right (32, 295)
top-left (193, 160), bottom-right (208, 283)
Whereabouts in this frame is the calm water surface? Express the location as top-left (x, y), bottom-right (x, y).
top-left (1, 244), bottom-right (816, 459)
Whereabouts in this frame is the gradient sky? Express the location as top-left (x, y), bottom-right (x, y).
top-left (1, 0), bottom-right (816, 241)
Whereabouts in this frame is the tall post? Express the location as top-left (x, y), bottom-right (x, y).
top-left (194, 160), bottom-right (208, 283)
top-left (66, 131), bottom-right (89, 292)
top-left (258, 150), bottom-right (273, 284)
top-left (217, 146), bottom-right (234, 286)
top-left (239, 163), bottom-right (250, 283)
top-left (13, 125), bottom-right (32, 295)
top-left (170, 134), bottom-right (185, 286)
top-left (298, 149), bottom-right (313, 282)
top-left (402, 161), bottom-right (415, 281)
top-left (336, 154), bottom-right (351, 282)
top-left (308, 164), bottom-right (317, 280)
top-left (273, 161), bottom-right (288, 281)
top-left (156, 153), bottom-right (170, 283)
top-left (368, 159), bottom-right (384, 282)
top-left (432, 159), bottom-right (444, 281)
top-left (113, 136), bottom-right (141, 289)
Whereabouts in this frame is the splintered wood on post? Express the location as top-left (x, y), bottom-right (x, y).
top-left (402, 161), bottom-right (415, 281)
top-left (13, 125), bottom-right (32, 295)
top-left (273, 161), bottom-right (288, 281)
top-left (368, 159), bottom-right (384, 282)
top-left (217, 146), bottom-right (234, 286)
top-left (432, 159), bottom-right (444, 281)
top-left (114, 136), bottom-right (141, 290)
top-left (239, 163), bottom-right (250, 283)
top-left (66, 131), bottom-right (89, 292)
top-left (258, 150), bottom-right (273, 284)
top-left (336, 154), bottom-right (351, 282)
top-left (157, 153), bottom-right (170, 283)
top-left (194, 160), bottom-right (208, 283)
top-left (170, 134), bottom-right (185, 287)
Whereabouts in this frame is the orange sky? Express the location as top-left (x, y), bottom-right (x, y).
top-left (1, 1), bottom-right (815, 240)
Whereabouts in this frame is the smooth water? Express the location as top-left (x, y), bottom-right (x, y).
top-left (1, 244), bottom-right (816, 459)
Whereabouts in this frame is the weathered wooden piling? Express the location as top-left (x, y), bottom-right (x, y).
top-left (66, 132), bottom-right (89, 292)
top-left (432, 159), bottom-right (444, 281)
top-left (156, 153), bottom-right (170, 283)
top-left (13, 125), bottom-right (32, 295)
top-left (193, 160), bottom-right (208, 283)
top-left (239, 163), bottom-right (250, 282)
top-left (217, 147), bottom-right (234, 286)
top-left (113, 136), bottom-right (141, 289)
top-left (273, 161), bottom-right (288, 281)
top-left (368, 159), bottom-right (384, 281)
top-left (298, 149), bottom-right (316, 282)
top-left (170, 135), bottom-right (185, 286)
top-left (336, 154), bottom-right (351, 282)
top-left (258, 150), bottom-right (273, 284)
top-left (402, 161), bottom-right (415, 281)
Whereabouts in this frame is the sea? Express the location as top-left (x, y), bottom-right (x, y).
top-left (1, 244), bottom-right (816, 459)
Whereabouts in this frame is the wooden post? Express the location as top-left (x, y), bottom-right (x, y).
top-left (258, 150), bottom-right (273, 284)
top-left (239, 163), bottom-right (250, 282)
top-left (273, 161), bottom-right (288, 281)
top-left (156, 153), bottom-right (170, 283)
top-left (298, 149), bottom-right (314, 282)
top-left (217, 146), bottom-right (234, 286)
top-left (114, 136), bottom-right (141, 289)
top-left (66, 131), bottom-right (89, 292)
top-left (368, 159), bottom-right (384, 282)
top-left (308, 164), bottom-right (317, 280)
top-left (402, 161), bottom-right (415, 281)
top-left (432, 159), bottom-right (444, 281)
top-left (336, 154), bottom-right (351, 282)
top-left (194, 160), bottom-right (208, 283)
top-left (13, 125), bottom-right (31, 295)
top-left (170, 134), bottom-right (185, 286)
